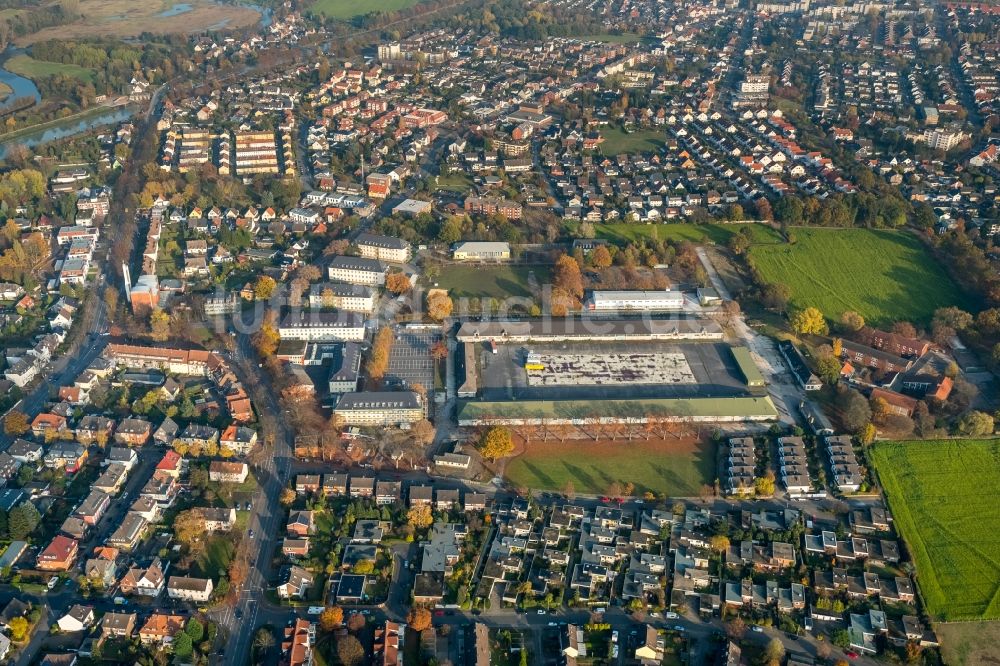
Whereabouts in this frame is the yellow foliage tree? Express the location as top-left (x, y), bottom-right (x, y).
top-left (790, 307), bottom-right (828, 335)
top-left (426, 292), bottom-right (453, 321)
top-left (254, 275), bottom-right (277, 300)
top-left (478, 426), bottom-right (514, 461)
top-left (407, 504), bottom-right (434, 530)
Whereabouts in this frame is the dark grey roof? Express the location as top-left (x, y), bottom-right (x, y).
top-left (335, 391), bottom-right (421, 411)
top-left (328, 255), bottom-right (387, 272)
top-left (355, 233), bottom-right (409, 251)
top-left (280, 311), bottom-right (365, 329)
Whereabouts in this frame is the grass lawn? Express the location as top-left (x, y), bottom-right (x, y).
top-left (310, 0), bottom-right (420, 18)
top-left (595, 223), bottom-right (732, 245)
top-left (433, 171), bottom-right (473, 192)
top-left (432, 264), bottom-right (553, 299)
top-left (871, 439), bottom-right (1000, 620)
top-left (5, 54), bottom-right (94, 82)
top-left (599, 127), bottom-right (664, 155)
top-left (505, 436), bottom-right (716, 497)
top-left (193, 535), bottom-right (235, 580)
top-left (747, 228), bottom-right (971, 326)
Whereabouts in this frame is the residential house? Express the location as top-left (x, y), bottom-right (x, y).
top-left (37, 536), bottom-right (78, 571)
top-left (166, 576), bottom-right (214, 602)
top-left (208, 461), bottom-right (249, 484)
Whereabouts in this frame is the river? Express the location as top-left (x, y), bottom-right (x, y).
top-left (0, 49), bottom-right (40, 112)
top-left (0, 106), bottom-right (136, 158)
top-left (0, 1), bottom-right (274, 157)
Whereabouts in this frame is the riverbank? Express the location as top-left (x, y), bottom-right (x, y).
top-left (0, 101), bottom-right (135, 158)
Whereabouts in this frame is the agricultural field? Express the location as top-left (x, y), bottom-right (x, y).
top-left (432, 264), bottom-right (552, 299)
top-left (505, 436), bottom-right (716, 497)
top-left (310, 0), bottom-right (420, 19)
top-left (599, 127), bottom-right (664, 155)
top-left (6, 54), bottom-right (94, 82)
top-left (17, 0), bottom-right (260, 45)
top-left (747, 228), bottom-right (971, 326)
top-left (936, 620), bottom-right (1000, 666)
top-left (871, 439), bottom-right (1000, 621)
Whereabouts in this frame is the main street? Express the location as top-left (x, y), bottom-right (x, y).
top-left (208, 331), bottom-right (297, 665)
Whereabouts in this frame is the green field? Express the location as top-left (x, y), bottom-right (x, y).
top-left (505, 437), bottom-right (717, 497)
top-left (599, 127), bottom-right (664, 155)
top-left (433, 171), bottom-right (473, 193)
top-left (871, 439), bottom-right (1000, 620)
top-left (310, 0), bottom-right (420, 18)
top-left (433, 264), bottom-right (552, 299)
top-left (594, 222), bottom-right (782, 246)
top-left (747, 228), bottom-right (970, 325)
top-left (6, 54), bottom-right (94, 82)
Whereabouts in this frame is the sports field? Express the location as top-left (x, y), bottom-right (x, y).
top-left (747, 228), bottom-right (970, 325)
top-left (433, 264), bottom-right (552, 299)
top-left (311, 0), bottom-right (420, 19)
top-left (6, 54), bottom-right (94, 82)
top-left (505, 437), bottom-right (717, 497)
top-left (871, 439), bottom-right (1000, 620)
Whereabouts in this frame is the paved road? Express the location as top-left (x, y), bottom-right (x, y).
top-left (210, 332), bottom-right (297, 666)
top-left (695, 246), bottom-right (800, 425)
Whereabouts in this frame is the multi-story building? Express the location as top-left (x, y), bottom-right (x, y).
top-left (355, 233), bottom-right (411, 263)
top-left (333, 391), bottom-right (424, 427)
top-left (166, 576), bottom-right (214, 602)
top-left (233, 131), bottom-right (280, 175)
top-left (308, 283), bottom-right (378, 313)
top-left (464, 196), bottom-right (522, 220)
top-left (327, 256), bottom-right (388, 286)
top-left (278, 311), bottom-right (366, 342)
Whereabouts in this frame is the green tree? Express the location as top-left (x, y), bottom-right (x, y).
top-left (8, 502), bottom-right (40, 540)
top-left (173, 632), bottom-right (194, 658)
top-left (185, 617), bottom-right (204, 642)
